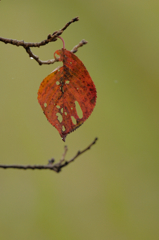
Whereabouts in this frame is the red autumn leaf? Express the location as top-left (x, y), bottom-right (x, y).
top-left (37, 48), bottom-right (96, 141)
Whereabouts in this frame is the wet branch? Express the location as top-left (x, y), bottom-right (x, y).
top-left (0, 138), bottom-right (98, 173)
top-left (0, 17), bottom-right (88, 65)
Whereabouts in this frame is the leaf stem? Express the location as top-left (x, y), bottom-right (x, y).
top-left (58, 36), bottom-right (65, 49)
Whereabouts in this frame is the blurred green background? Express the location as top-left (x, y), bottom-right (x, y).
top-left (0, 0), bottom-right (159, 239)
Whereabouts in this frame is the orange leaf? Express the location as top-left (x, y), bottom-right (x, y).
top-left (37, 48), bottom-right (97, 141)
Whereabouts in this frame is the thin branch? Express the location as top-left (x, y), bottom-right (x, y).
top-left (59, 146), bottom-right (68, 164)
top-left (27, 39), bottom-right (88, 65)
top-left (0, 17), bottom-right (79, 47)
top-left (71, 39), bottom-right (88, 54)
top-left (59, 137), bottom-right (98, 171)
top-left (0, 138), bottom-right (98, 173)
top-left (0, 17), bottom-right (87, 65)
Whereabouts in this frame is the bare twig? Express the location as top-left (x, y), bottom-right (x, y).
top-left (0, 17), bottom-right (79, 47)
top-left (60, 146), bottom-right (68, 163)
top-left (0, 138), bottom-right (98, 173)
top-left (26, 39), bottom-right (88, 65)
top-left (71, 39), bottom-right (88, 53)
top-left (0, 17), bottom-right (87, 65)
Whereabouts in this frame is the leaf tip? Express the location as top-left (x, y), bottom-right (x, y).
top-left (62, 135), bottom-right (66, 142)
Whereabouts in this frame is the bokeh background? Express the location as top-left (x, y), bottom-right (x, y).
top-left (0, 0), bottom-right (159, 239)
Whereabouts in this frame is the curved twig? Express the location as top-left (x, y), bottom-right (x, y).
top-left (0, 17), bottom-right (87, 65)
top-left (0, 17), bottom-right (79, 47)
top-left (26, 39), bottom-right (88, 65)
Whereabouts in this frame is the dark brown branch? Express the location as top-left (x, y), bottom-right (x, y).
top-left (0, 17), bottom-right (79, 47)
top-left (0, 17), bottom-right (87, 65)
top-left (0, 138), bottom-right (98, 173)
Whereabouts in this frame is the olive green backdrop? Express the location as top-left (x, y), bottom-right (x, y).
top-left (0, 0), bottom-right (159, 239)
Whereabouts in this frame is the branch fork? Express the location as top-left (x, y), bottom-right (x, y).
top-left (0, 138), bottom-right (98, 173)
top-left (0, 17), bottom-right (88, 65)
